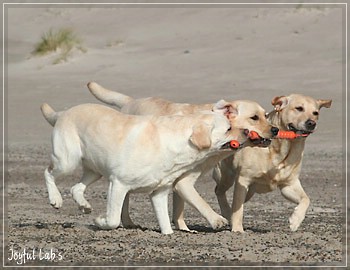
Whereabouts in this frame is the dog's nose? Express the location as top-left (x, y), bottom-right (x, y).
top-left (305, 119), bottom-right (316, 130)
top-left (271, 126), bottom-right (279, 136)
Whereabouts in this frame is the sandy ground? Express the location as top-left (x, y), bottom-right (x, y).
top-left (4, 3), bottom-right (347, 268)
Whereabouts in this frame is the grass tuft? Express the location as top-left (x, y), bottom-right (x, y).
top-left (32, 28), bottom-right (86, 64)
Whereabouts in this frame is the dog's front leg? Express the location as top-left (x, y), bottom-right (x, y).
top-left (280, 179), bottom-right (310, 231)
top-left (174, 174), bottom-right (228, 230)
top-left (230, 177), bottom-right (249, 233)
top-left (95, 179), bottom-right (128, 230)
top-left (172, 171), bottom-right (202, 232)
top-left (150, 188), bottom-right (173, 234)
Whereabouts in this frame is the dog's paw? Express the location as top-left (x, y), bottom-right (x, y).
top-left (79, 205), bottom-right (92, 214)
top-left (210, 215), bottom-right (229, 230)
top-left (231, 224), bottom-right (245, 233)
top-left (289, 212), bottom-right (304, 231)
top-left (49, 192), bottom-right (63, 209)
top-left (94, 216), bottom-right (118, 230)
top-left (122, 221), bottom-right (140, 229)
top-left (160, 228), bottom-right (174, 235)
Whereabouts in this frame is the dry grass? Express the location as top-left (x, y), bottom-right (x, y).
top-left (32, 28), bottom-right (86, 64)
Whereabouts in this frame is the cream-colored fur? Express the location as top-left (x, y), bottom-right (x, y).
top-left (213, 94), bottom-right (332, 232)
top-left (87, 82), bottom-right (277, 232)
top-left (41, 103), bottom-right (250, 234)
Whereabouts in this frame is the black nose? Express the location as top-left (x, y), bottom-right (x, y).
top-left (271, 126), bottom-right (279, 136)
top-left (305, 119), bottom-right (316, 130)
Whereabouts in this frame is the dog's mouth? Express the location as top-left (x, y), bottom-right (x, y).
top-left (247, 130), bottom-right (272, 147)
top-left (287, 124), bottom-right (313, 135)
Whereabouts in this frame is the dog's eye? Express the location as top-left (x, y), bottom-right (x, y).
top-left (295, 106), bottom-right (304, 112)
top-left (265, 113), bottom-right (268, 118)
top-left (227, 127), bottom-right (232, 132)
top-left (313, 111), bottom-right (319, 116)
top-left (250, 115), bottom-right (259, 121)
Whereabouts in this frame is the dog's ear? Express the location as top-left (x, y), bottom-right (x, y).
top-left (190, 123), bottom-right (212, 150)
top-left (317, 99), bottom-right (332, 109)
top-left (212, 100), bottom-right (238, 119)
top-left (271, 96), bottom-right (289, 111)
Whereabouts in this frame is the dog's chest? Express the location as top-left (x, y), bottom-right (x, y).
top-left (242, 144), bottom-right (304, 190)
top-left (259, 153), bottom-right (303, 190)
top-left (265, 162), bottom-right (301, 186)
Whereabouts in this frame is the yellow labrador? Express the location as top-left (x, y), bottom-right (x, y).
top-left (213, 94), bottom-right (332, 232)
top-left (41, 102), bottom-right (250, 234)
top-left (87, 82), bottom-right (277, 232)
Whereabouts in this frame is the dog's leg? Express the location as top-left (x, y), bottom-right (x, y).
top-left (172, 192), bottom-right (189, 231)
top-left (246, 183), bottom-right (271, 202)
top-left (213, 162), bottom-right (235, 220)
top-left (121, 193), bottom-right (138, 228)
top-left (95, 179), bottom-right (128, 230)
top-left (245, 187), bottom-right (256, 203)
top-left (44, 167), bottom-right (63, 209)
top-left (230, 177), bottom-right (249, 233)
top-left (280, 179), bottom-right (310, 231)
top-left (71, 167), bottom-right (101, 214)
top-left (172, 171), bottom-right (202, 232)
top-left (46, 131), bottom-right (82, 209)
top-left (174, 174), bottom-right (228, 230)
top-left (150, 188), bottom-right (173, 234)
top-left (45, 150), bottom-right (80, 209)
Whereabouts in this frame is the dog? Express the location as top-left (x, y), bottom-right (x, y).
top-left (213, 94), bottom-right (332, 232)
top-left (86, 82), bottom-right (278, 232)
top-left (41, 102), bottom-right (252, 234)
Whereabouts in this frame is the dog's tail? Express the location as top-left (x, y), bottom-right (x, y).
top-left (41, 103), bottom-right (61, 126)
top-left (87, 82), bottom-right (133, 109)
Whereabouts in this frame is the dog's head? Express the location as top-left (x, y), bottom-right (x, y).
top-left (189, 115), bottom-right (249, 152)
top-left (212, 99), bottom-right (278, 147)
top-left (271, 94), bottom-right (332, 135)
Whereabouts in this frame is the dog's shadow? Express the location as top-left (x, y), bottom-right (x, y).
top-left (86, 224), bottom-right (228, 234)
top-left (185, 224), bottom-right (228, 233)
top-left (13, 222), bottom-right (271, 234)
top-left (185, 225), bottom-right (271, 234)
top-left (244, 227), bottom-right (271, 234)
top-left (12, 221), bottom-right (75, 229)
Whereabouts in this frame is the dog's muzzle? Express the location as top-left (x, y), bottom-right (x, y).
top-left (248, 131), bottom-right (272, 147)
top-left (287, 123), bottom-right (314, 135)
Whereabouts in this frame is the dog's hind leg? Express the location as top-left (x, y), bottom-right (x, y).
top-left (45, 130), bottom-right (82, 209)
top-left (280, 179), bottom-right (310, 231)
top-left (44, 166), bottom-right (63, 209)
top-left (45, 154), bottom-right (79, 209)
top-left (121, 193), bottom-right (138, 228)
top-left (172, 192), bottom-right (189, 231)
top-left (213, 162), bottom-right (235, 220)
top-left (71, 167), bottom-right (102, 214)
